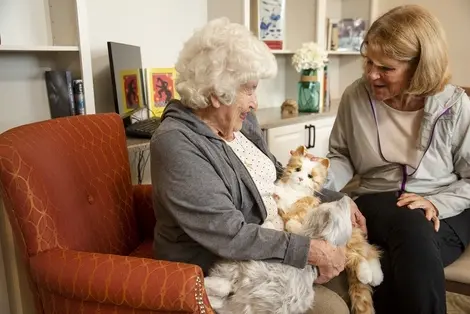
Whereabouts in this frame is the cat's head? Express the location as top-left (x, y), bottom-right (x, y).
top-left (302, 196), bottom-right (352, 246)
top-left (280, 146), bottom-right (330, 192)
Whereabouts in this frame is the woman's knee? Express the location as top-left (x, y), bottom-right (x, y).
top-left (306, 285), bottom-right (350, 314)
top-left (390, 207), bottom-right (436, 242)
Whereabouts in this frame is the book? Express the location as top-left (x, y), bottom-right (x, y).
top-left (44, 70), bottom-right (76, 118)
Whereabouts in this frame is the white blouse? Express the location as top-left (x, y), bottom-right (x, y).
top-left (376, 102), bottom-right (425, 168)
top-left (225, 131), bottom-right (284, 231)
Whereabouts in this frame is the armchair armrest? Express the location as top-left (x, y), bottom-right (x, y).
top-left (133, 184), bottom-right (156, 239)
top-left (30, 248), bottom-right (213, 313)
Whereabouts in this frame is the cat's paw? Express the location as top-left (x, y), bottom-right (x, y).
top-left (204, 276), bottom-right (232, 297)
top-left (357, 260), bottom-right (373, 285)
top-left (285, 219), bottom-right (303, 234)
top-left (261, 221), bottom-right (276, 230)
top-left (369, 258), bottom-right (384, 287)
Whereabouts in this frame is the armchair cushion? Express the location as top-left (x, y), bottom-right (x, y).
top-left (129, 239), bottom-right (154, 259)
top-left (30, 248), bottom-right (209, 312)
top-left (133, 184), bottom-right (156, 240)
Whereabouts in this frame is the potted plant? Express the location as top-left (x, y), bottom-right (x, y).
top-left (292, 42), bottom-right (328, 113)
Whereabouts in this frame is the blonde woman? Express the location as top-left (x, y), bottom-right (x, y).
top-left (326, 5), bottom-right (470, 314)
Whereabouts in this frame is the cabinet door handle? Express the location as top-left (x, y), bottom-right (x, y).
top-left (311, 125), bottom-right (316, 148)
top-left (305, 125), bottom-right (311, 148)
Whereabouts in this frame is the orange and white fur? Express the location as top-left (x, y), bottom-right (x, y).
top-left (274, 146), bottom-right (384, 314)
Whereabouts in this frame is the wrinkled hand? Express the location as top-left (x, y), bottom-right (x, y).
top-left (347, 197), bottom-right (367, 235)
top-left (308, 239), bottom-right (346, 284)
top-left (397, 193), bottom-right (440, 232)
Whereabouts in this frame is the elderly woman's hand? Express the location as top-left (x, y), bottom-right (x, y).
top-left (308, 239), bottom-right (346, 284)
top-left (397, 193), bottom-right (440, 232)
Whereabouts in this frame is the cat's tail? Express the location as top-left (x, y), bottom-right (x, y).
top-left (347, 269), bottom-right (375, 314)
top-left (346, 228), bottom-right (377, 314)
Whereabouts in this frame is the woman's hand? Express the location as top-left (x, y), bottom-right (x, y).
top-left (308, 239), bottom-right (346, 284)
top-left (346, 197), bottom-right (367, 235)
top-left (397, 193), bottom-right (440, 232)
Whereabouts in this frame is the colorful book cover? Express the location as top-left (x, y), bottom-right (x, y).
top-left (145, 67), bottom-right (179, 117)
top-left (120, 69), bottom-right (144, 113)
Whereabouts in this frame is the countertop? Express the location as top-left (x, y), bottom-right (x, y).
top-left (255, 99), bottom-right (340, 129)
top-left (126, 137), bottom-right (150, 150)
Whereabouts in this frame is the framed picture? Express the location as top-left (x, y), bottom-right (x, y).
top-left (255, 0), bottom-right (286, 50)
top-left (120, 69), bottom-right (144, 113)
top-left (327, 18), bottom-right (367, 52)
top-left (145, 67), bottom-right (179, 117)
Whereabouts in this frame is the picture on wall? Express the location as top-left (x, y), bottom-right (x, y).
top-left (257, 0), bottom-right (286, 50)
top-left (120, 69), bottom-right (144, 113)
top-left (327, 18), bottom-right (367, 52)
top-left (145, 67), bottom-right (179, 117)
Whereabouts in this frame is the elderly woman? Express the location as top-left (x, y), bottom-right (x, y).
top-left (325, 5), bottom-right (470, 314)
top-left (149, 17), bottom-right (362, 314)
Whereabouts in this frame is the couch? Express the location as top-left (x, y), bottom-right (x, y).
top-left (0, 113), bottom-right (214, 313)
top-left (444, 86), bottom-right (470, 296)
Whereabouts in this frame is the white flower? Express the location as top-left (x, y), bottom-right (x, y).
top-left (292, 42), bottom-right (329, 72)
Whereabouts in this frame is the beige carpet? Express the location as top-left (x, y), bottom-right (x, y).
top-left (447, 292), bottom-right (470, 314)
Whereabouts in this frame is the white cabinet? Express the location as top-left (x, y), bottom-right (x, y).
top-left (267, 122), bottom-right (306, 166)
top-left (266, 116), bottom-right (335, 166)
top-left (306, 117), bottom-right (335, 158)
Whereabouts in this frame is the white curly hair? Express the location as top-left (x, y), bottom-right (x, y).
top-left (175, 17), bottom-right (277, 109)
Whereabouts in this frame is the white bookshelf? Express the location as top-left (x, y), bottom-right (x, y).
top-left (207, 0), bottom-right (378, 108)
top-left (0, 45), bottom-right (80, 52)
top-left (0, 0), bottom-right (95, 134)
top-left (272, 50), bottom-right (295, 55)
top-left (328, 50), bottom-right (361, 55)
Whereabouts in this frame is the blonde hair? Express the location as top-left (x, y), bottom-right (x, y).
top-left (361, 5), bottom-right (450, 96)
top-left (175, 17), bottom-right (277, 109)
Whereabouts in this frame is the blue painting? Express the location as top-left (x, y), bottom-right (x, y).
top-left (258, 0), bottom-right (285, 50)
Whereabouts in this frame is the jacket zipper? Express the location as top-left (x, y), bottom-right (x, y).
top-left (399, 106), bottom-right (456, 192)
top-left (400, 165), bottom-right (407, 192)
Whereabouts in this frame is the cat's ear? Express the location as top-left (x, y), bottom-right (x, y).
top-left (293, 145), bottom-right (307, 156)
top-left (319, 158), bottom-right (330, 169)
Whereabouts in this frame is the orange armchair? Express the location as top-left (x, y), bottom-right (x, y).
top-left (0, 113), bottom-right (214, 314)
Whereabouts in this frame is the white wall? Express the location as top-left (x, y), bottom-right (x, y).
top-left (376, 0), bottom-right (470, 87)
top-left (86, 0), bottom-right (208, 114)
top-left (87, 0), bottom-right (208, 185)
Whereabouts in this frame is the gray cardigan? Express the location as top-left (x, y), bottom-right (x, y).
top-left (150, 100), bottom-right (343, 275)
